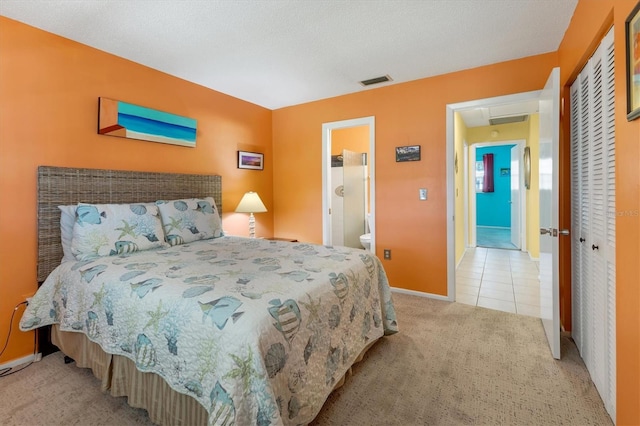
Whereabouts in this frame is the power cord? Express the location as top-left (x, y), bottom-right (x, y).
top-left (0, 301), bottom-right (36, 377)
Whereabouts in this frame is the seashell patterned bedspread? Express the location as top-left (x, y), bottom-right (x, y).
top-left (20, 236), bottom-right (398, 425)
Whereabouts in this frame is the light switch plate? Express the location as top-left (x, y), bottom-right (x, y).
top-left (419, 188), bottom-right (427, 200)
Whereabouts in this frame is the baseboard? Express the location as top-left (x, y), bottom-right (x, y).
top-left (528, 252), bottom-right (540, 262)
top-left (0, 353), bottom-right (42, 370)
top-left (391, 287), bottom-right (452, 302)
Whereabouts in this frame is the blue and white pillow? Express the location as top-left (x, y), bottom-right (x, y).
top-left (71, 203), bottom-right (167, 260)
top-left (156, 197), bottom-right (223, 246)
top-left (58, 204), bottom-right (77, 262)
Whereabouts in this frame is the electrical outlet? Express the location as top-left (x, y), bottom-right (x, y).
top-left (419, 188), bottom-right (428, 200)
top-left (383, 249), bottom-right (391, 260)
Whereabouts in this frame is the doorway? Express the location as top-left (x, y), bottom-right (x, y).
top-left (322, 116), bottom-right (375, 252)
top-left (446, 91), bottom-right (542, 314)
top-left (468, 140), bottom-right (526, 251)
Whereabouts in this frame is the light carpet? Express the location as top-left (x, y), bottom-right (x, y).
top-left (0, 293), bottom-right (611, 425)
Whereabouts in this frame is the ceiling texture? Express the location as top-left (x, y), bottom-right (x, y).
top-left (1, 0), bottom-right (578, 124)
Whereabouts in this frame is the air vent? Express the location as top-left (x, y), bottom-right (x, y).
top-left (359, 75), bottom-right (393, 86)
top-left (489, 115), bottom-right (529, 125)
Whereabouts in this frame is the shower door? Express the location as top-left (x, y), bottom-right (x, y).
top-left (342, 149), bottom-right (366, 248)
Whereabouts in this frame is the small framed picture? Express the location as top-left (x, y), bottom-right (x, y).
top-left (395, 145), bottom-right (421, 162)
top-left (626, 1), bottom-right (640, 121)
top-left (237, 151), bottom-right (264, 170)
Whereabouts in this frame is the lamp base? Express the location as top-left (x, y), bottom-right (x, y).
top-left (248, 213), bottom-right (256, 238)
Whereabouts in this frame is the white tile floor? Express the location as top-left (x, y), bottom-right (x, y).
top-left (455, 247), bottom-right (541, 317)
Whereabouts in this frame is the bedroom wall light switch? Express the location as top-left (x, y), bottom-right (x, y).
top-left (419, 188), bottom-right (427, 200)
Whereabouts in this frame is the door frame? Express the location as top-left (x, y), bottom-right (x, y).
top-left (322, 116), bottom-right (376, 252)
top-left (467, 140), bottom-right (527, 251)
top-left (446, 91), bottom-right (540, 301)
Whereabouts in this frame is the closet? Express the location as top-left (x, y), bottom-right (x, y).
top-left (570, 27), bottom-right (616, 420)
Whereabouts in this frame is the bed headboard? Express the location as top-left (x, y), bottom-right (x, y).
top-left (37, 166), bottom-right (222, 283)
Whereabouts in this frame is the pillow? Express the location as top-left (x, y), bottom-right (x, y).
top-left (58, 204), bottom-right (76, 262)
top-left (156, 197), bottom-right (223, 246)
top-left (71, 203), bottom-right (167, 260)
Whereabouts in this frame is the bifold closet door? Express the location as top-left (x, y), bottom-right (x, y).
top-left (570, 27), bottom-right (616, 421)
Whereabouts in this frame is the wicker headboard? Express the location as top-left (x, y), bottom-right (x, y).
top-left (37, 166), bottom-right (222, 283)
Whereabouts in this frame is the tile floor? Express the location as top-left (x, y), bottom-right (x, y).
top-left (455, 247), bottom-right (542, 317)
top-left (476, 226), bottom-right (517, 250)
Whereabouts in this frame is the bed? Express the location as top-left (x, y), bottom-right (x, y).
top-left (20, 166), bottom-right (398, 425)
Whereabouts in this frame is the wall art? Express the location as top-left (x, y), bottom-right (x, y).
top-left (626, 2), bottom-right (640, 121)
top-left (395, 145), bottom-right (421, 162)
top-left (98, 97), bottom-right (197, 147)
top-left (238, 150), bottom-right (264, 170)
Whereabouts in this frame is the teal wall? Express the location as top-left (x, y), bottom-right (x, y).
top-left (476, 144), bottom-right (515, 227)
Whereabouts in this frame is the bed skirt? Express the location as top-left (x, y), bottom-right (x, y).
top-left (51, 325), bottom-right (378, 425)
top-left (52, 325), bottom-right (208, 425)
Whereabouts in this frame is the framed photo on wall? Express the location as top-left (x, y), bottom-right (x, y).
top-left (626, 1), bottom-right (640, 121)
top-left (395, 145), bottom-right (421, 162)
top-left (237, 151), bottom-right (264, 170)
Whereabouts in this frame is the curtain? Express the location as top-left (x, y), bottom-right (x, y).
top-left (483, 153), bottom-right (494, 192)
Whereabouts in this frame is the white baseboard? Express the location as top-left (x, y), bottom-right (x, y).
top-left (0, 353), bottom-right (41, 370)
top-left (391, 287), bottom-right (452, 302)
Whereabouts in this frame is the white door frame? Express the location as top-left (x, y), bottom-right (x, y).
top-left (322, 116), bottom-right (375, 252)
top-left (463, 142), bottom-right (470, 249)
top-left (468, 140), bottom-right (526, 251)
top-left (446, 91), bottom-right (540, 301)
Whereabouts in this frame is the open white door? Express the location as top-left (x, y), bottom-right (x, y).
top-left (510, 145), bottom-right (520, 248)
top-left (538, 67), bottom-right (561, 359)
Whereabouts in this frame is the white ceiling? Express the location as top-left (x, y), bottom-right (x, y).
top-left (1, 0), bottom-right (577, 120)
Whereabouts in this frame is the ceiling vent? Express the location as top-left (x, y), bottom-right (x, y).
top-left (489, 115), bottom-right (529, 125)
top-left (359, 75), bottom-right (393, 86)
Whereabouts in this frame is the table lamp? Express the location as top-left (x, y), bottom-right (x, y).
top-left (235, 191), bottom-right (267, 238)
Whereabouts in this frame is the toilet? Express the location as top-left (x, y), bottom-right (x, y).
top-left (359, 214), bottom-right (371, 251)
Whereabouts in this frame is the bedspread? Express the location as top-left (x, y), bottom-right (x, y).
top-left (20, 237), bottom-right (398, 425)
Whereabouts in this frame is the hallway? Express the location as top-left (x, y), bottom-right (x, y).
top-left (455, 247), bottom-right (541, 317)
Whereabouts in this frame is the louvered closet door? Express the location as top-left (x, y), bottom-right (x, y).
top-left (573, 61), bottom-right (593, 362)
top-left (602, 30), bottom-right (616, 419)
top-left (570, 75), bottom-right (584, 352)
top-left (570, 27), bottom-right (616, 421)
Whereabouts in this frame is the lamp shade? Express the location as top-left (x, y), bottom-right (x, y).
top-left (235, 191), bottom-right (267, 213)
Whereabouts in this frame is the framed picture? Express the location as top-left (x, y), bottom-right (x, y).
top-left (98, 97), bottom-right (197, 147)
top-left (626, 2), bottom-right (640, 121)
top-left (237, 150), bottom-right (264, 170)
top-left (395, 145), bottom-right (421, 162)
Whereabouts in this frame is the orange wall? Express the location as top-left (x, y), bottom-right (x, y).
top-left (0, 17), bottom-right (273, 363)
top-left (331, 125), bottom-right (369, 155)
top-left (558, 1), bottom-right (640, 424)
top-left (273, 53), bottom-right (558, 297)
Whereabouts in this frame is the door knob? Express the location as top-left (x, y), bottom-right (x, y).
top-left (559, 229), bottom-right (570, 236)
top-left (592, 244), bottom-right (599, 251)
top-left (579, 237), bottom-right (585, 243)
top-left (540, 228), bottom-right (552, 235)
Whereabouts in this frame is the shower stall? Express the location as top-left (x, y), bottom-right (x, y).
top-left (331, 149), bottom-right (367, 248)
